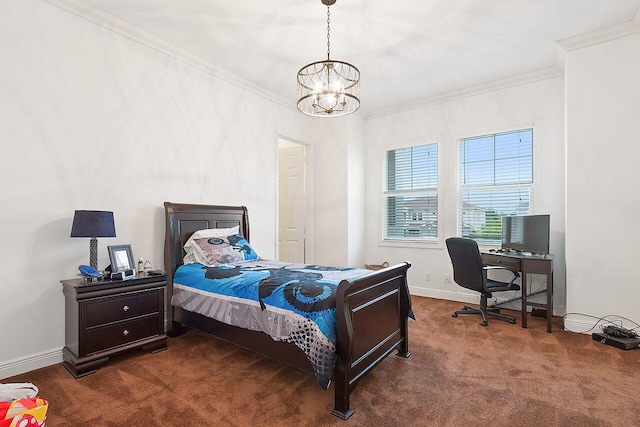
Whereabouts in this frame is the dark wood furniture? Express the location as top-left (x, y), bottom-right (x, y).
top-left (482, 251), bottom-right (554, 332)
top-left (61, 273), bottom-right (168, 378)
top-left (163, 202), bottom-right (412, 420)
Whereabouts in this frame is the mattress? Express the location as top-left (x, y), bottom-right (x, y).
top-left (172, 260), bottom-right (371, 388)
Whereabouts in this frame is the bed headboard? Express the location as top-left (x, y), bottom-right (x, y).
top-left (163, 202), bottom-right (250, 275)
top-left (163, 202), bottom-right (250, 332)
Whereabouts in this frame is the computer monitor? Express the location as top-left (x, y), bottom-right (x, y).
top-left (501, 214), bottom-right (550, 254)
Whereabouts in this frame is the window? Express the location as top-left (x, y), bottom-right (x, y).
top-left (384, 143), bottom-right (438, 241)
top-left (458, 129), bottom-right (533, 244)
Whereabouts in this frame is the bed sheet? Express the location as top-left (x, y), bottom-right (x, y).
top-left (172, 260), bottom-right (370, 388)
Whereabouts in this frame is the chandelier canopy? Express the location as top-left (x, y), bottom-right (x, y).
top-left (297, 0), bottom-right (360, 118)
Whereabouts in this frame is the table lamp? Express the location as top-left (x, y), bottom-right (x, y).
top-left (70, 210), bottom-right (116, 269)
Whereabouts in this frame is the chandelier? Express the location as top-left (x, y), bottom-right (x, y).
top-left (296, 0), bottom-right (360, 117)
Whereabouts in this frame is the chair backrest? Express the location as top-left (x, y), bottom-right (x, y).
top-left (445, 237), bottom-right (484, 292)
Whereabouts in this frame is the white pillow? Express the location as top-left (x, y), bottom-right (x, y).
top-left (191, 235), bottom-right (259, 267)
top-left (183, 226), bottom-right (239, 264)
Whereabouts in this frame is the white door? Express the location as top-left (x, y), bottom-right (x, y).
top-left (278, 142), bottom-right (306, 263)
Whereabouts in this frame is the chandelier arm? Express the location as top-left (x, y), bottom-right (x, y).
top-left (296, 0), bottom-right (360, 118)
top-left (332, 69), bottom-right (360, 82)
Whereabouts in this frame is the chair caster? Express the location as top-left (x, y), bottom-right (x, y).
top-left (509, 319), bottom-right (516, 324)
top-left (452, 313), bottom-right (458, 318)
top-left (480, 321), bottom-right (488, 326)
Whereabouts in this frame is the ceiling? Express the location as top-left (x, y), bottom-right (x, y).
top-left (58, 0), bottom-right (640, 117)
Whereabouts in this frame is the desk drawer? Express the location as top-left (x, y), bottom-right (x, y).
top-left (85, 289), bottom-right (161, 327)
top-left (85, 315), bottom-right (160, 354)
top-left (483, 254), bottom-right (521, 270)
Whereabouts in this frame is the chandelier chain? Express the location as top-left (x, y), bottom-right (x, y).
top-left (326, 5), bottom-right (331, 60)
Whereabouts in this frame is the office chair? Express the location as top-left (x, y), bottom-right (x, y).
top-left (445, 237), bottom-right (521, 326)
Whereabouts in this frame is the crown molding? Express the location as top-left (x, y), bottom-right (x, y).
top-left (43, 0), bottom-right (295, 112)
top-left (367, 18), bottom-right (640, 120)
top-left (366, 66), bottom-right (563, 120)
top-left (41, 0), bottom-right (639, 123)
top-left (558, 18), bottom-right (640, 52)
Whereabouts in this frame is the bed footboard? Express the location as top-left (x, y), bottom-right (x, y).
top-left (331, 262), bottom-right (412, 419)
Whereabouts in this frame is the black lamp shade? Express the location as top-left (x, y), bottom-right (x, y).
top-left (70, 210), bottom-right (116, 238)
top-left (71, 210), bottom-right (116, 270)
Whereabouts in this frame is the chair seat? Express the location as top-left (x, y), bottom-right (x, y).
top-left (486, 280), bottom-right (520, 292)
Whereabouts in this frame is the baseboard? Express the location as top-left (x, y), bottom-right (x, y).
top-left (408, 286), bottom-right (480, 304)
top-left (0, 348), bottom-right (63, 380)
top-left (0, 290), bottom-right (571, 380)
top-left (563, 318), bottom-right (599, 335)
top-left (408, 285), bottom-right (565, 319)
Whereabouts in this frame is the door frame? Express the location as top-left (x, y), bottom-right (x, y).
top-left (277, 136), bottom-right (314, 263)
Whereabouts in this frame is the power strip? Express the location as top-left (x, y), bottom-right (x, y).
top-left (592, 332), bottom-right (640, 350)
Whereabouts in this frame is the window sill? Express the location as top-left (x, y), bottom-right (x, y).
top-left (379, 239), bottom-right (442, 250)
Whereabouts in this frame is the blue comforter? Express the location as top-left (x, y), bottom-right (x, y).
top-left (172, 260), bottom-right (370, 388)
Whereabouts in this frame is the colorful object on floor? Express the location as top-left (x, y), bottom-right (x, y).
top-left (0, 397), bottom-right (48, 427)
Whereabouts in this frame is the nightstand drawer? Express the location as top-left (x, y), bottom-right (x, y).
top-left (482, 254), bottom-right (521, 270)
top-left (85, 315), bottom-right (160, 354)
top-left (85, 289), bottom-right (161, 327)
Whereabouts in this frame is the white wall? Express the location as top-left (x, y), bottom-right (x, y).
top-left (309, 117), bottom-right (367, 268)
top-left (0, 0), bottom-right (360, 377)
top-left (3, 0), bottom-right (637, 379)
top-left (364, 77), bottom-right (566, 311)
top-left (565, 31), bottom-right (640, 328)
top-left (347, 119), bottom-right (367, 267)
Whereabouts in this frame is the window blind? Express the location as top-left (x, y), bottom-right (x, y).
top-left (458, 129), bottom-right (533, 243)
top-left (384, 143), bottom-right (438, 241)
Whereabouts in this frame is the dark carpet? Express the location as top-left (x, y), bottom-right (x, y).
top-left (5, 296), bottom-right (640, 426)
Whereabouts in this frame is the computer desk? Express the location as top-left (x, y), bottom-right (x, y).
top-left (481, 251), bottom-right (554, 333)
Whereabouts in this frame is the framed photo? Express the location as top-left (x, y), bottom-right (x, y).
top-left (108, 244), bottom-right (134, 272)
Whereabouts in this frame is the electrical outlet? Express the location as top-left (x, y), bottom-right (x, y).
top-left (426, 272), bottom-right (431, 281)
top-left (444, 274), bottom-right (451, 283)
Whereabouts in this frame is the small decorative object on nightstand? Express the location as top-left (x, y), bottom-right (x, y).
top-left (61, 272), bottom-right (168, 378)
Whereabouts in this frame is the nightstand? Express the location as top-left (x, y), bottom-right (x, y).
top-left (61, 273), bottom-right (168, 378)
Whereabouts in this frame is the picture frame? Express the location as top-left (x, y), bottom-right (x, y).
top-left (107, 244), bottom-right (135, 272)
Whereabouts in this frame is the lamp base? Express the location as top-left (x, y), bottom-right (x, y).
top-left (89, 238), bottom-right (98, 270)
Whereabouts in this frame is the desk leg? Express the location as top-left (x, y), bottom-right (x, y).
top-left (546, 271), bottom-right (553, 333)
top-left (521, 273), bottom-right (528, 328)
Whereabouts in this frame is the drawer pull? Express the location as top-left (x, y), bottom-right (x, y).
top-left (123, 305), bottom-right (130, 312)
top-left (123, 329), bottom-right (129, 336)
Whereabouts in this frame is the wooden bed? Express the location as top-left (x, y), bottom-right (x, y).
top-left (163, 202), bottom-right (412, 420)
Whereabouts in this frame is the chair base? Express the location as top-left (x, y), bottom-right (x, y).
top-left (452, 305), bottom-right (516, 326)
